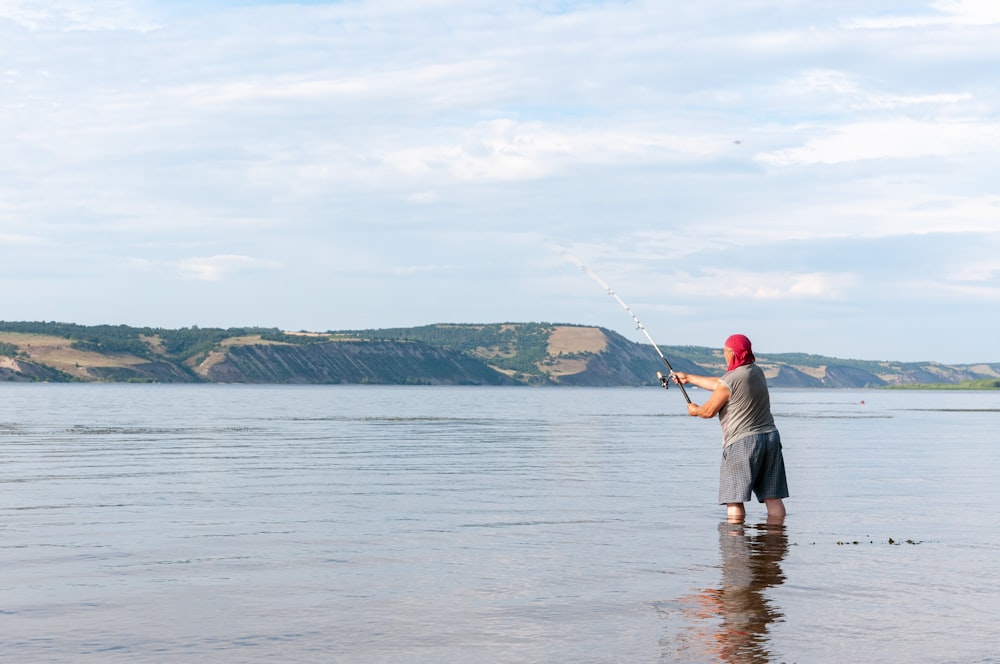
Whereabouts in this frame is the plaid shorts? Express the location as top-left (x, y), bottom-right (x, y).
top-left (719, 430), bottom-right (789, 504)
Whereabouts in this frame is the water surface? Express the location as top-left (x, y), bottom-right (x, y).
top-left (1, 384), bottom-right (998, 662)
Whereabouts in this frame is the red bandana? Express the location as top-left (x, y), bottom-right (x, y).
top-left (725, 334), bottom-right (755, 371)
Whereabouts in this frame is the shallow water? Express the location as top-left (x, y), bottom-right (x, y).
top-left (1, 384), bottom-right (998, 662)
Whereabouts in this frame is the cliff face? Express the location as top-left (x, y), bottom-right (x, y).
top-left (194, 340), bottom-right (518, 385)
top-left (820, 365), bottom-right (887, 388)
top-left (0, 357), bottom-right (70, 382)
top-left (767, 365), bottom-right (822, 388)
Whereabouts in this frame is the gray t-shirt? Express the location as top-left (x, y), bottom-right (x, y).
top-left (718, 363), bottom-right (777, 447)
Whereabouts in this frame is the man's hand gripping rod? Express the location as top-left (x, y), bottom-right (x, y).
top-left (580, 266), bottom-right (692, 404)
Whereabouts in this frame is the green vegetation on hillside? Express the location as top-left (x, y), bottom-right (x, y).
top-left (0, 321), bottom-right (327, 362)
top-left (749, 351), bottom-right (930, 374)
top-left (886, 378), bottom-right (1000, 390)
top-left (660, 345), bottom-right (723, 368)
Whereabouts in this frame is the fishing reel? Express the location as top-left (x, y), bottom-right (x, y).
top-left (657, 371), bottom-right (670, 389)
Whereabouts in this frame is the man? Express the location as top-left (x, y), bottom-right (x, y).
top-left (671, 334), bottom-right (788, 522)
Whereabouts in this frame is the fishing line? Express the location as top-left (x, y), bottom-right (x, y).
top-left (567, 256), bottom-right (692, 404)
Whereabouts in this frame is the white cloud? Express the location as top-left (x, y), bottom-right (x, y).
top-left (946, 259), bottom-right (1000, 281)
top-left (847, 0), bottom-right (1000, 29)
top-left (404, 191), bottom-right (441, 204)
top-left (756, 118), bottom-right (1000, 166)
top-left (673, 270), bottom-right (860, 301)
top-left (911, 278), bottom-right (1000, 300)
top-left (176, 60), bottom-right (504, 109)
top-left (0, 0), bottom-right (156, 31)
top-left (379, 118), bottom-right (720, 182)
top-left (749, 194), bottom-right (1000, 241)
top-left (0, 233), bottom-right (46, 245)
top-left (390, 263), bottom-right (457, 275)
top-left (177, 255), bottom-right (280, 281)
top-left (779, 70), bottom-right (973, 111)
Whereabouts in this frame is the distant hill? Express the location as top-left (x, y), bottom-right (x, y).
top-left (1, 320), bottom-right (998, 388)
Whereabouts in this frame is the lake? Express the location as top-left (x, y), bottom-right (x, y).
top-left (1, 384), bottom-right (998, 662)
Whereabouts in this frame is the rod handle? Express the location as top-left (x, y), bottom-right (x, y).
top-left (659, 361), bottom-right (692, 403)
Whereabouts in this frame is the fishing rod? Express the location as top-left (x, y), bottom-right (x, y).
top-left (575, 262), bottom-right (691, 404)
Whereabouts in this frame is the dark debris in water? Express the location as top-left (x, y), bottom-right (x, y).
top-left (835, 537), bottom-right (922, 546)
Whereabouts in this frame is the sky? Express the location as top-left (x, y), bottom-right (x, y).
top-left (1, 0), bottom-right (998, 364)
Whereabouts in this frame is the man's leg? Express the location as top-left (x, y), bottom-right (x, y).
top-left (764, 497), bottom-right (785, 519)
top-left (727, 503), bottom-right (745, 522)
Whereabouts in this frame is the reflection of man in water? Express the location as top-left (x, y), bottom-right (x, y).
top-left (661, 519), bottom-right (788, 663)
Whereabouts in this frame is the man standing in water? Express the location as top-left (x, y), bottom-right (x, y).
top-left (671, 334), bottom-right (788, 522)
